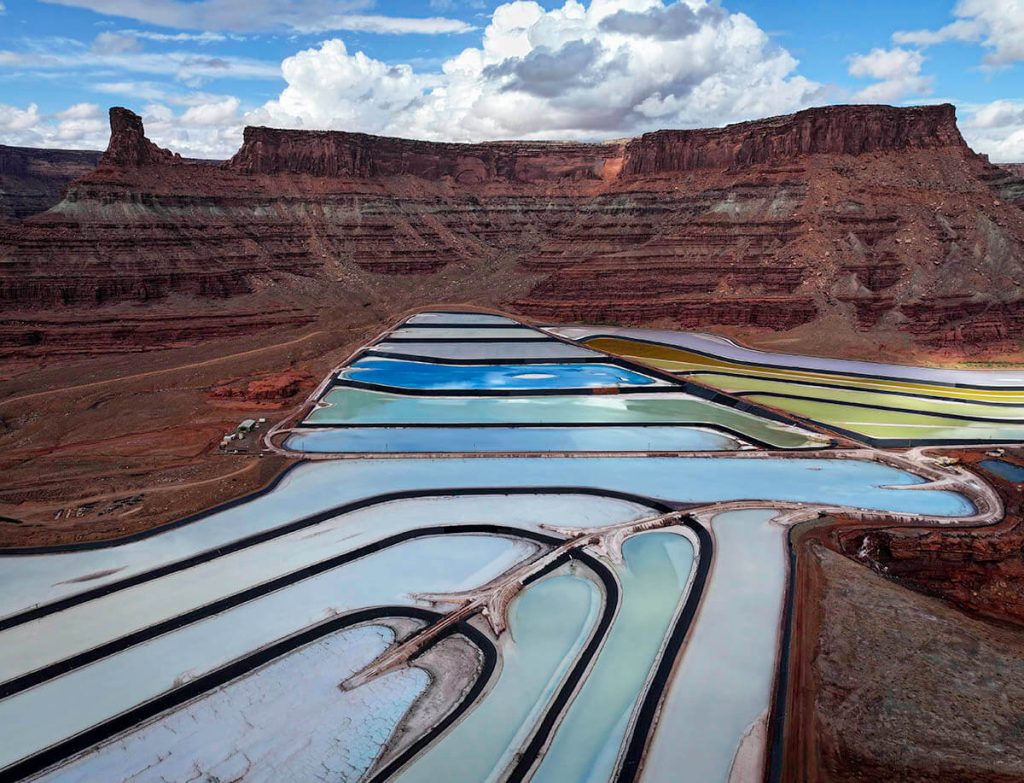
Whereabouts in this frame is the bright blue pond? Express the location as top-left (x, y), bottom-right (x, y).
top-left (980, 459), bottom-right (1024, 483)
top-left (339, 358), bottom-right (662, 390)
top-left (285, 426), bottom-right (739, 453)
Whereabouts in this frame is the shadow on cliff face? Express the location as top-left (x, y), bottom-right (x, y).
top-left (0, 144), bottom-right (101, 222)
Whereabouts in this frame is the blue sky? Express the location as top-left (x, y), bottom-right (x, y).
top-left (1, 0), bottom-right (1022, 160)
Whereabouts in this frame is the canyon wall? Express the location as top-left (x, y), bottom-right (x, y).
top-left (227, 126), bottom-right (624, 183)
top-left (0, 144), bottom-right (100, 221)
top-left (3, 104), bottom-right (1024, 362)
top-left (621, 103), bottom-right (965, 174)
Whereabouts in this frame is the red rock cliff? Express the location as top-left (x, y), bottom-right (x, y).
top-left (621, 104), bottom-right (966, 174)
top-left (226, 127), bottom-right (623, 184)
top-left (226, 104), bottom-right (966, 182)
top-left (99, 107), bottom-right (180, 168)
top-left (3, 102), bottom-right (1023, 362)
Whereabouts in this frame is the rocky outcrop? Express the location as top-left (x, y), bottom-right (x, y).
top-left (783, 538), bottom-right (1024, 783)
top-left (839, 452), bottom-right (1024, 627)
top-left (206, 368), bottom-right (315, 408)
top-left (2, 102), bottom-right (1024, 360)
top-left (228, 126), bottom-right (623, 183)
top-left (98, 107), bottom-right (180, 168)
top-left (0, 145), bottom-right (100, 221)
top-left (621, 104), bottom-right (964, 174)
top-left (990, 162), bottom-right (1024, 207)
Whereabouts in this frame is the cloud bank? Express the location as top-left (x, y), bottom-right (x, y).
top-left (2, 0), bottom-right (1023, 162)
top-left (248, 0), bottom-right (826, 142)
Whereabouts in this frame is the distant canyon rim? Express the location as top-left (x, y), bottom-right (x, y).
top-left (1, 102), bottom-right (1023, 373)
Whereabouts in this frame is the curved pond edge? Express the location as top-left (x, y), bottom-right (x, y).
top-left (2, 607), bottom-right (493, 783)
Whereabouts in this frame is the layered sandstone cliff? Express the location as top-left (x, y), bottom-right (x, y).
top-left (621, 104), bottom-right (964, 174)
top-left (227, 126), bottom-right (624, 183)
top-left (2, 103), bottom-right (1023, 361)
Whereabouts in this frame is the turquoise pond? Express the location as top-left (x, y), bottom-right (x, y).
top-left (301, 387), bottom-right (823, 449)
top-left (0, 453), bottom-right (978, 783)
top-left (2, 310), bottom-right (997, 783)
top-left (338, 358), bottom-right (664, 390)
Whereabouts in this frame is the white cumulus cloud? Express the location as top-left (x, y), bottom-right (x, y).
top-left (181, 96), bottom-right (240, 125)
top-left (961, 99), bottom-right (1024, 162)
top-left (0, 103), bottom-right (42, 134)
top-left (847, 47), bottom-right (933, 102)
top-left (894, 0), bottom-right (1024, 67)
top-left (247, 0), bottom-right (825, 142)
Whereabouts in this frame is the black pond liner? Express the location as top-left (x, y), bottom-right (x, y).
top-left (614, 520), bottom-right (713, 783)
top-left (300, 347), bottom-right (810, 451)
top-left (0, 490), bottom-right (711, 783)
top-left (2, 497), bottom-right (704, 781)
top-left (375, 503), bottom-right (714, 783)
top-left (381, 337), bottom-right (561, 344)
top-left (303, 352), bottom-right (807, 452)
top-left (732, 390), bottom-right (1024, 425)
top-left (292, 418), bottom-right (790, 453)
top-left (369, 547), bottom-right (620, 783)
top-left (316, 316), bottom-right (832, 450)
top-left (0, 486), bottom-right (667, 624)
top-left (326, 377), bottom-right (684, 398)
top-left (542, 336), bottom-right (835, 444)
top-left (0, 524), bottom-right (558, 701)
top-left (393, 323), bottom-right (533, 330)
top-left (764, 524), bottom-right (801, 783)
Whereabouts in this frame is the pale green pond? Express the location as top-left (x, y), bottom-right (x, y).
top-left (746, 394), bottom-right (1024, 442)
top-left (305, 387), bottom-right (825, 449)
top-left (693, 373), bottom-right (1024, 421)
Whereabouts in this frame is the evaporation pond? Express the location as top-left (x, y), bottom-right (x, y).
top-left (387, 327), bottom-right (548, 340)
top-left (339, 358), bottom-right (664, 390)
top-left (285, 426), bottom-right (739, 453)
top-left (980, 459), bottom-right (1024, 482)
